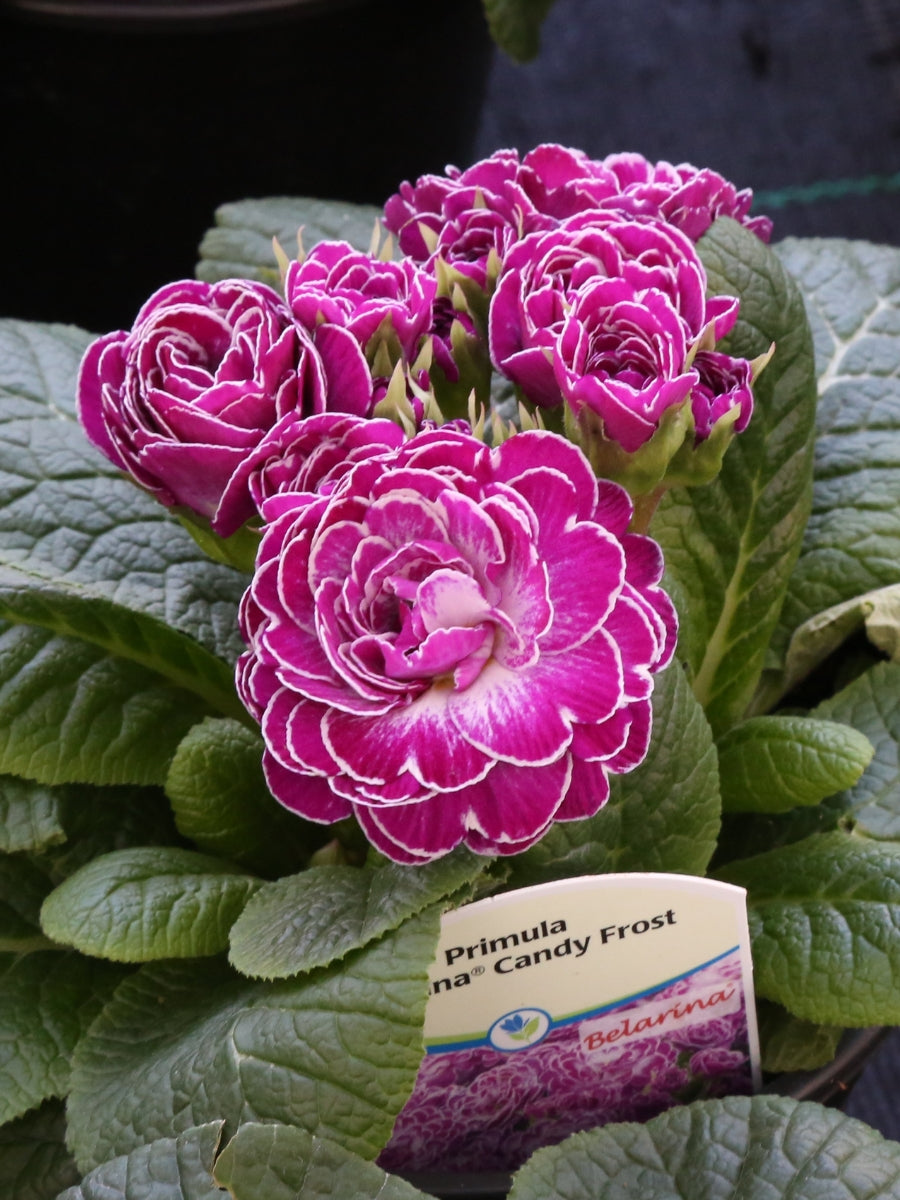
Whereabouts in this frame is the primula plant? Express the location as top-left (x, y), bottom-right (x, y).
top-left (3, 143), bottom-right (900, 1199)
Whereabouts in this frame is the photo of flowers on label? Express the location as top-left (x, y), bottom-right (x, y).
top-left (379, 873), bottom-right (759, 1174)
top-left (382, 948), bottom-right (753, 1173)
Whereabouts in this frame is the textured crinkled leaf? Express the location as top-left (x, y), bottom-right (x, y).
top-left (717, 715), bottom-right (873, 813)
top-left (32, 782), bottom-right (182, 884)
top-left (0, 455), bottom-right (247, 673)
top-left (0, 622), bottom-right (215, 786)
top-left (40, 848), bottom-right (260, 962)
top-left (716, 831), bottom-right (900, 1024)
top-left (762, 239), bottom-right (900, 703)
top-left (0, 853), bottom-right (53, 951)
top-left (506, 1094), bottom-right (900, 1200)
top-left (196, 197), bottom-right (384, 285)
top-left (505, 664), bottom-right (720, 886)
top-left (0, 568), bottom-right (244, 721)
top-left (67, 908), bottom-right (440, 1172)
top-left (756, 999), bottom-right (843, 1074)
top-left (0, 1101), bottom-right (79, 1200)
top-left (57, 1122), bottom-right (224, 1200)
top-left (0, 776), bottom-right (66, 854)
top-left (810, 660), bottom-right (900, 839)
top-left (0, 319), bottom-right (89, 421)
top-left (228, 847), bottom-right (486, 979)
top-left (213, 1124), bottom-right (430, 1200)
top-left (654, 218), bottom-right (817, 735)
top-left (0, 950), bottom-right (128, 1125)
top-left (712, 661), bottom-right (900, 862)
top-left (481, 0), bottom-right (558, 60)
top-left (0, 319), bottom-right (249, 672)
top-left (166, 717), bottom-right (320, 877)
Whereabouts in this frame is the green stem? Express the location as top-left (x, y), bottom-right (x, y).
top-left (629, 485), bottom-right (667, 535)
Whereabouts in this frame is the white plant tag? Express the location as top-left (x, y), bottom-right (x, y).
top-left (382, 873), bottom-right (760, 1175)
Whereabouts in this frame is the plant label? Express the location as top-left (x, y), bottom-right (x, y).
top-left (384, 873), bottom-right (760, 1174)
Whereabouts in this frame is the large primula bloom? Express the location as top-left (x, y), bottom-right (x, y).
top-left (236, 427), bottom-right (677, 863)
top-left (77, 277), bottom-right (372, 536)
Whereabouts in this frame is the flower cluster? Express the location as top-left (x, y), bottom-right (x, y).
top-left (76, 144), bottom-right (770, 863)
top-left (384, 144), bottom-right (772, 287)
top-left (388, 146), bottom-right (769, 496)
top-left (380, 955), bottom-right (752, 1173)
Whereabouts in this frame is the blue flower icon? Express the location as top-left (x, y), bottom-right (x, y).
top-left (499, 1012), bottom-right (540, 1041)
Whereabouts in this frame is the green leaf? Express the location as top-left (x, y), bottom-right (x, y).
top-left (0, 1101), bottom-right (79, 1200)
top-left (66, 908), bottom-right (440, 1172)
top-left (712, 662), bottom-right (900, 865)
top-left (0, 622), bottom-right (215, 787)
top-left (507, 1095), bottom-right (900, 1200)
top-left (761, 239), bottom-right (900, 703)
top-left (196, 197), bottom-right (383, 285)
top-left (166, 717), bottom-right (321, 877)
top-left (481, 0), bottom-right (558, 61)
top-left (40, 848), bottom-right (261, 962)
top-left (715, 830), bottom-right (900, 1024)
top-left (712, 798), bottom-right (847, 871)
top-left (0, 950), bottom-right (128, 1125)
top-left (717, 715), bottom-right (873, 813)
top-left (654, 218), bottom-right (817, 736)
top-left (505, 663), bottom-right (720, 886)
top-left (0, 776), bottom-right (66, 854)
top-left (0, 319), bottom-right (91, 421)
top-left (0, 568), bottom-right (244, 722)
top-left (213, 1124), bottom-right (430, 1200)
top-left (57, 1122), bottom-right (224, 1200)
top-left (30, 782), bottom-right (183, 884)
top-left (811, 659), bottom-right (900, 839)
top-left (756, 1000), bottom-right (843, 1074)
top-left (228, 847), bottom-right (487, 979)
top-left (0, 853), bottom-right (54, 951)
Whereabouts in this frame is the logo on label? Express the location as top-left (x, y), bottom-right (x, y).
top-left (488, 1008), bottom-right (551, 1052)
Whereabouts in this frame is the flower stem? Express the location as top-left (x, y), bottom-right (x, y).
top-left (629, 485), bottom-right (667, 535)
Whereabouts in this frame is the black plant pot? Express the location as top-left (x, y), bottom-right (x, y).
top-left (0, 0), bottom-right (494, 331)
top-left (396, 1027), bottom-right (888, 1200)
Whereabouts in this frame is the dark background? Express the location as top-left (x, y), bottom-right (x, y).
top-left (0, 0), bottom-right (493, 331)
top-left (475, 0), bottom-right (900, 248)
top-left (2, 0), bottom-right (900, 1143)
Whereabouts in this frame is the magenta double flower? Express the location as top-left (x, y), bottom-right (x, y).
top-left (383, 143), bottom-right (772, 290)
top-left (285, 240), bottom-right (438, 366)
top-left (489, 213), bottom-right (753, 460)
top-left (236, 427), bottom-right (676, 862)
top-left (77, 277), bottom-right (373, 537)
